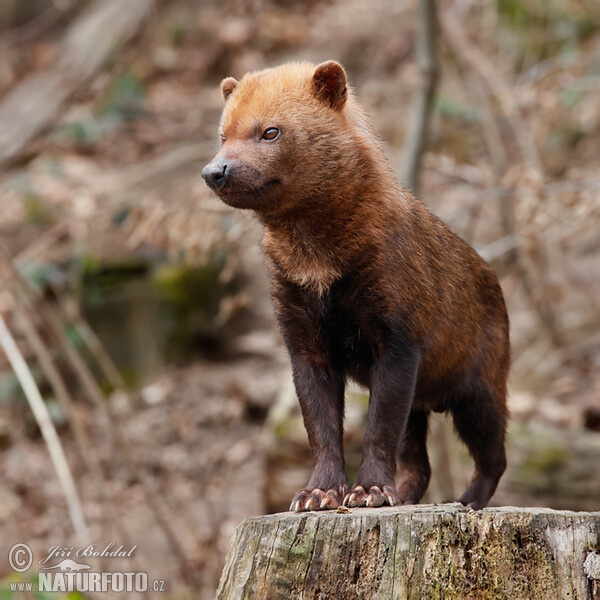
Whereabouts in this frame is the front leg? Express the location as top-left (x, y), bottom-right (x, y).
top-left (289, 354), bottom-right (348, 512)
top-left (345, 344), bottom-right (421, 508)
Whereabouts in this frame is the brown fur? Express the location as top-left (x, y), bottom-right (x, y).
top-left (202, 61), bottom-right (509, 511)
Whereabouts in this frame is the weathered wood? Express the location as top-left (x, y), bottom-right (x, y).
top-left (0, 0), bottom-right (154, 169)
top-left (217, 503), bottom-right (600, 600)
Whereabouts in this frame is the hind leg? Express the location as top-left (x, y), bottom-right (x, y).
top-left (452, 386), bottom-right (507, 509)
top-left (396, 409), bottom-right (431, 504)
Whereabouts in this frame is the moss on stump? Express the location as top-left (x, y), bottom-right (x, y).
top-left (217, 504), bottom-right (600, 599)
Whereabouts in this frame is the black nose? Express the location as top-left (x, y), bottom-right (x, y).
top-left (202, 160), bottom-right (228, 190)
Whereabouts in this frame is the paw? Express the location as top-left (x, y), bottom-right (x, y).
top-left (459, 498), bottom-right (485, 510)
top-left (397, 494), bottom-right (421, 506)
top-left (458, 476), bottom-right (497, 510)
top-left (396, 484), bottom-right (426, 506)
top-left (289, 485), bottom-right (347, 512)
top-left (396, 472), bottom-right (430, 505)
top-left (458, 493), bottom-right (486, 510)
top-left (343, 485), bottom-right (397, 508)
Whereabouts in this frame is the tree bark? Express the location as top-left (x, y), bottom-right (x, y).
top-left (217, 503), bottom-right (600, 599)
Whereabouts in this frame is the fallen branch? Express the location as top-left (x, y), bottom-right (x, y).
top-left (0, 241), bottom-right (194, 581)
top-left (0, 0), bottom-right (155, 169)
top-left (9, 297), bottom-right (137, 557)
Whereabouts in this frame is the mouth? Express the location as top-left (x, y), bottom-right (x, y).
top-left (254, 179), bottom-right (281, 194)
top-left (214, 179), bottom-right (282, 209)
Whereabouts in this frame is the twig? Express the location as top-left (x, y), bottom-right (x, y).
top-left (437, 3), bottom-right (571, 346)
top-left (8, 294), bottom-right (137, 557)
top-left (440, 178), bottom-right (600, 224)
top-left (0, 314), bottom-right (88, 543)
top-left (452, 56), bottom-right (566, 346)
top-left (38, 301), bottom-right (196, 581)
top-left (1, 241), bottom-right (194, 581)
top-left (79, 142), bottom-right (210, 195)
top-left (470, 78), bottom-right (519, 265)
top-left (440, 6), bottom-right (544, 180)
top-left (14, 222), bottom-right (70, 268)
top-left (401, 0), bottom-right (440, 196)
top-left (515, 52), bottom-right (577, 86)
top-left (476, 234), bottom-right (522, 263)
top-left (13, 229), bottom-right (131, 393)
top-left (56, 293), bottom-right (129, 391)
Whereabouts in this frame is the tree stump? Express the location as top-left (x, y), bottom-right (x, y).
top-left (217, 503), bottom-right (600, 599)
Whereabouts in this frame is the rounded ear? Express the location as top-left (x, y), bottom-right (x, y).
top-left (312, 61), bottom-right (347, 111)
top-left (221, 77), bottom-right (238, 101)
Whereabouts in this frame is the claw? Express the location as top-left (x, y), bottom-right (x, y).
top-left (366, 486), bottom-right (384, 507)
top-left (343, 485), bottom-right (397, 508)
top-left (320, 494), bottom-right (337, 509)
top-left (290, 487), bottom-right (345, 512)
top-left (344, 489), bottom-right (365, 508)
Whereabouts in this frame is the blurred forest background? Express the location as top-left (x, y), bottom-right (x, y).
top-left (0, 0), bottom-right (599, 597)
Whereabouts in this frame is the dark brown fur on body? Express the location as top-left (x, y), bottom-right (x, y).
top-left (202, 61), bottom-right (509, 511)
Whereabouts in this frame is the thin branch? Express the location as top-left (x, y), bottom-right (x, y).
top-left (38, 301), bottom-right (196, 581)
top-left (14, 222), bottom-right (70, 268)
top-left (470, 79), bottom-right (518, 264)
top-left (455, 65), bottom-right (566, 346)
top-left (77, 142), bottom-right (210, 195)
top-left (440, 6), bottom-right (544, 180)
top-left (440, 178), bottom-right (600, 224)
top-left (435, 5), bottom-right (572, 347)
top-left (8, 295), bottom-right (137, 556)
top-left (401, 0), bottom-right (440, 196)
top-left (0, 241), bottom-right (194, 581)
top-left (13, 228), bottom-right (130, 393)
top-left (0, 314), bottom-right (88, 543)
top-left (56, 293), bottom-right (129, 392)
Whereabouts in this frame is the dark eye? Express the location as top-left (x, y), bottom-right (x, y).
top-left (220, 134), bottom-right (226, 144)
top-left (262, 127), bottom-right (280, 141)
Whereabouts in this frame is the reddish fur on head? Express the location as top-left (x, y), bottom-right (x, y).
top-left (203, 61), bottom-right (392, 292)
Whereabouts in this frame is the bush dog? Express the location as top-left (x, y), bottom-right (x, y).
top-left (202, 61), bottom-right (509, 511)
